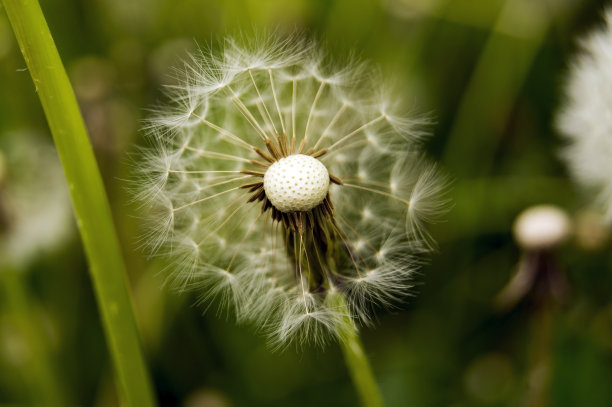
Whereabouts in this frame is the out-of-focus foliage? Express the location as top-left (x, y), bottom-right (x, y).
top-left (1, 0), bottom-right (612, 406)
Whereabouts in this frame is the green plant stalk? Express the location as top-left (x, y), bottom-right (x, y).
top-left (0, 268), bottom-right (70, 407)
top-left (1, 1), bottom-right (156, 406)
top-left (332, 293), bottom-right (385, 407)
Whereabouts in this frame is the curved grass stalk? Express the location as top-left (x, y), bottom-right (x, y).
top-left (0, 0), bottom-right (156, 405)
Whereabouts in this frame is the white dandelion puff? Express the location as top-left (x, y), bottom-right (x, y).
top-left (136, 35), bottom-right (447, 346)
top-left (0, 131), bottom-right (73, 268)
top-left (557, 9), bottom-right (612, 220)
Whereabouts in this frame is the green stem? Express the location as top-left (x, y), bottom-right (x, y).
top-left (0, 1), bottom-right (156, 406)
top-left (334, 294), bottom-right (385, 407)
top-left (525, 301), bottom-right (553, 407)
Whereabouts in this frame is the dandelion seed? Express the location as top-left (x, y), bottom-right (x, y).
top-left (135, 34), bottom-right (447, 346)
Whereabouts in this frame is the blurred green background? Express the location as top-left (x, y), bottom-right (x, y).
top-left (1, 0), bottom-right (612, 406)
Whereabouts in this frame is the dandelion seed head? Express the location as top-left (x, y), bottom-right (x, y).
top-left (0, 132), bottom-right (73, 268)
top-left (557, 9), bottom-right (612, 220)
top-left (136, 34), bottom-right (447, 347)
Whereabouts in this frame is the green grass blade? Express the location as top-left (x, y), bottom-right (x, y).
top-left (0, 1), bottom-right (156, 405)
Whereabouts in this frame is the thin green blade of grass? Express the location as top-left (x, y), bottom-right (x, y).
top-left (0, 1), bottom-right (156, 405)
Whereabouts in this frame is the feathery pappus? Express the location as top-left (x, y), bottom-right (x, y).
top-left (135, 34), bottom-right (447, 347)
top-left (557, 10), bottom-right (612, 221)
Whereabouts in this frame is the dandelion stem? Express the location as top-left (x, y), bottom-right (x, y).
top-left (332, 293), bottom-right (385, 407)
top-left (1, 1), bottom-right (156, 406)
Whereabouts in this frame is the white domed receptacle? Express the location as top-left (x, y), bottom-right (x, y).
top-left (263, 154), bottom-right (330, 213)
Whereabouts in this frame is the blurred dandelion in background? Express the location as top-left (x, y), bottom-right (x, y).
top-left (0, 131), bottom-right (73, 268)
top-left (135, 34), bottom-right (447, 347)
top-left (496, 205), bottom-right (571, 311)
top-left (557, 9), bottom-right (612, 222)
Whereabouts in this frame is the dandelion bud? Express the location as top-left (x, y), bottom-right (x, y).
top-left (135, 35), bottom-right (447, 346)
top-left (513, 205), bottom-right (571, 251)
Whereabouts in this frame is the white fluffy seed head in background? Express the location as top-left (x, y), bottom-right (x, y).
top-left (135, 34), bottom-right (448, 347)
top-left (0, 132), bottom-right (73, 269)
top-left (557, 9), bottom-right (612, 221)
